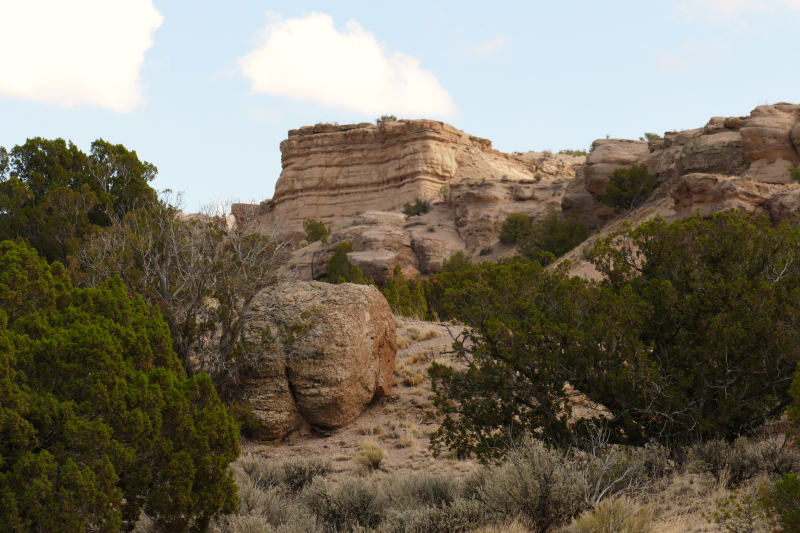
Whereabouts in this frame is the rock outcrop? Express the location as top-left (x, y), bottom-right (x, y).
top-left (563, 103), bottom-right (800, 230)
top-left (255, 120), bottom-right (583, 240)
top-left (242, 282), bottom-right (397, 441)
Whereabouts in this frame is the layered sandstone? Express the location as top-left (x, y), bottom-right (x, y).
top-left (257, 120), bottom-right (583, 239)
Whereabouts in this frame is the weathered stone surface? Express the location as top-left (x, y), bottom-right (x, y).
top-left (242, 282), bottom-right (396, 440)
top-left (741, 104), bottom-right (800, 166)
top-left (259, 121), bottom-right (583, 238)
top-left (670, 173), bottom-right (777, 219)
top-left (768, 186), bottom-right (800, 224)
top-left (347, 250), bottom-right (398, 284)
top-left (563, 103), bottom-right (800, 230)
top-left (583, 139), bottom-right (650, 200)
top-left (678, 131), bottom-right (746, 176)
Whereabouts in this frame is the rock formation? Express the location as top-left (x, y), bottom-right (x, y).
top-left (237, 103), bottom-right (800, 283)
top-left (242, 281), bottom-right (397, 440)
top-left (564, 103), bottom-right (800, 230)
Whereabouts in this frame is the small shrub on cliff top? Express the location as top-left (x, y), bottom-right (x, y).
top-left (602, 164), bottom-right (657, 211)
top-left (376, 114), bottom-right (398, 124)
top-left (558, 149), bottom-right (589, 157)
top-left (639, 132), bottom-right (662, 141)
top-left (302, 218), bottom-right (331, 244)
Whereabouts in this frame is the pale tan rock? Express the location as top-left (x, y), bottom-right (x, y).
top-left (747, 158), bottom-right (796, 184)
top-left (740, 104), bottom-right (800, 166)
top-left (670, 173), bottom-right (777, 218)
top-left (347, 250), bottom-right (398, 283)
top-left (583, 139), bottom-right (650, 200)
top-left (768, 186), bottom-right (800, 224)
top-left (678, 131), bottom-right (746, 176)
top-left (242, 282), bottom-right (397, 439)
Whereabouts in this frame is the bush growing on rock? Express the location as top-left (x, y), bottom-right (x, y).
top-left (376, 115), bottom-right (398, 124)
top-left (323, 241), bottom-right (374, 285)
top-left (601, 164), bottom-right (657, 211)
top-left (302, 218), bottom-right (331, 244)
top-left (0, 241), bottom-right (239, 532)
top-left (403, 197), bottom-right (432, 217)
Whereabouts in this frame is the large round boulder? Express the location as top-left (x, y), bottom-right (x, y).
top-left (242, 281), bottom-right (397, 440)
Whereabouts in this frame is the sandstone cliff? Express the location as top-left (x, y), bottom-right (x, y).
top-left (244, 104), bottom-right (800, 283)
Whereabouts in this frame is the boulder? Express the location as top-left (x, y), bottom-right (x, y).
top-left (242, 282), bottom-right (397, 440)
top-left (678, 131), bottom-right (746, 176)
top-left (347, 250), bottom-right (398, 283)
top-left (741, 104), bottom-right (800, 166)
top-left (670, 173), bottom-right (777, 219)
top-left (583, 139), bottom-right (650, 200)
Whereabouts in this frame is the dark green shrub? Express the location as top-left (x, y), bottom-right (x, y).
top-left (442, 250), bottom-right (474, 273)
top-left (302, 218), bottom-right (330, 244)
top-left (376, 115), bottom-right (398, 124)
top-left (323, 241), bottom-right (374, 285)
top-left (403, 197), bottom-right (432, 217)
top-left (601, 164), bottom-right (657, 211)
top-left (430, 212), bottom-right (800, 456)
top-left (558, 149), bottom-right (589, 157)
top-left (639, 133), bottom-right (662, 141)
top-left (0, 138), bottom-right (157, 263)
top-left (790, 167), bottom-right (800, 183)
top-left (763, 474), bottom-right (800, 532)
top-left (0, 241), bottom-right (239, 532)
top-left (498, 212), bottom-right (531, 244)
top-left (382, 265), bottom-right (427, 318)
top-left (518, 211), bottom-right (588, 263)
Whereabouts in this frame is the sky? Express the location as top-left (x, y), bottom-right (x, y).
top-left (0, 0), bottom-right (798, 211)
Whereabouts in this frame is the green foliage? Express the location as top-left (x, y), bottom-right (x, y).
top-left (383, 265), bottom-right (428, 318)
top-left (0, 138), bottom-right (157, 263)
top-left (709, 486), bottom-right (775, 533)
top-left (302, 218), bottom-right (330, 244)
top-left (322, 241), bottom-right (375, 286)
top-left (438, 184), bottom-right (451, 202)
top-left (442, 250), bottom-right (474, 273)
top-left (790, 167), bottom-right (800, 183)
top-left (498, 212), bottom-right (531, 244)
top-left (0, 241), bottom-right (239, 532)
top-left (303, 477), bottom-right (385, 532)
top-left (376, 115), bottom-right (398, 124)
top-left (430, 212), bottom-right (800, 457)
top-left (639, 133), bottom-right (662, 141)
top-left (518, 211), bottom-right (588, 263)
top-left (601, 164), bottom-right (657, 212)
top-left (558, 149), bottom-right (589, 157)
top-left (762, 474), bottom-right (800, 532)
top-left (403, 197), bottom-right (432, 217)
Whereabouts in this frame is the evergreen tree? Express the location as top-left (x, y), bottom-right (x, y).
top-left (0, 241), bottom-right (239, 532)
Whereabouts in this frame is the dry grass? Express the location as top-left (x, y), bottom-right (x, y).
top-left (354, 441), bottom-right (386, 471)
top-left (402, 372), bottom-right (424, 387)
top-left (397, 336), bottom-right (413, 349)
top-left (574, 496), bottom-right (653, 533)
top-left (472, 520), bottom-right (533, 533)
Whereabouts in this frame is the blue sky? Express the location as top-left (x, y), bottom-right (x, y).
top-left (0, 0), bottom-right (798, 211)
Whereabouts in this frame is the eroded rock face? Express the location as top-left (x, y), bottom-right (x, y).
top-left (563, 103), bottom-right (800, 229)
top-left (257, 121), bottom-right (584, 239)
top-left (242, 282), bottom-right (396, 441)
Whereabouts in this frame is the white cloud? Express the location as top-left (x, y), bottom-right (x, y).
top-left (0, 1), bottom-right (163, 112)
top-left (238, 13), bottom-right (456, 118)
top-left (464, 34), bottom-right (507, 57)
